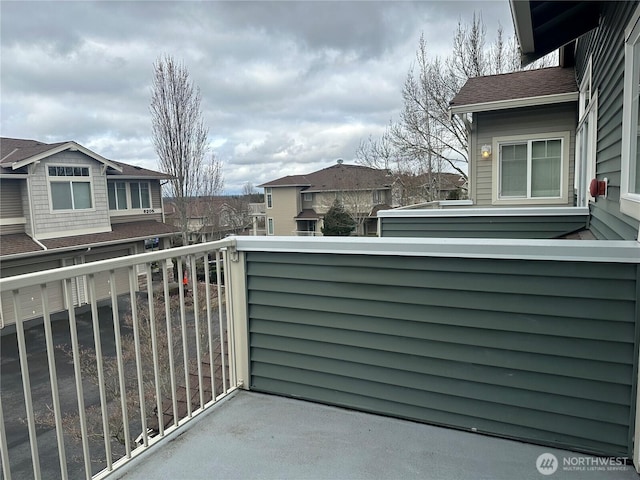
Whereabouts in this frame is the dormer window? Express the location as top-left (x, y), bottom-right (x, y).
top-left (48, 165), bottom-right (93, 210)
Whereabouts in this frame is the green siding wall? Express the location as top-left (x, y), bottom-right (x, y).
top-left (576, 1), bottom-right (640, 240)
top-left (247, 251), bottom-right (639, 456)
top-left (379, 214), bottom-right (588, 238)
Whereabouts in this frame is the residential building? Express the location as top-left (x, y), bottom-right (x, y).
top-left (449, 66), bottom-right (579, 208)
top-left (164, 196), bottom-right (256, 244)
top-left (0, 137), bottom-right (179, 328)
top-left (259, 161), bottom-right (392, 236)
top-left (380, 1), bottom-right (639, 240)
top-left (2, 3), bottom-right (640, 480)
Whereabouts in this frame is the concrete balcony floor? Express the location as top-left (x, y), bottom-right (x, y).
top-left (114, 391), bottom-right (638, 480)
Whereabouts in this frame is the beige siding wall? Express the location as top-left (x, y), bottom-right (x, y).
top-left (267, 187), bottom-right (301, 235)
top-left (473, 103), bottom-right (577, 207)
top-left (31, 152), bottom-right (111, 238)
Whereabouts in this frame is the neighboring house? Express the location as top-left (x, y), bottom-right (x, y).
top-left (392, 171), bottom-right (467, 206)
top-left (258, 161), bottom-right (392, 236)
top-left (164, 196), bottom-right (255, 243)
top-left (0, 137), bottom-right (179, 328)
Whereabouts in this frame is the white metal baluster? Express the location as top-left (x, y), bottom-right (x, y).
top-left (215, 250), bottom-right (227, 394)
top-left (190, 255), bottom-right (204, 409)
top-left (177, 259), bottom-right (191, 418)
top-left (109, 270), bottom-right (131, 458)
top-left (12, 289), bottom-right (42, 479)
top-left (0, 393), bottom-right (12, 480)
top-left (128, 266), bottom-right (148, 447)
top-left (64, 279), bottom-right (92, 480)
top-left (146, 264), bottom-right (164, 437)
top-left (223, 250), bottom-right (238, 388)
top-left (40, 284), bottom-right (68, 479)
top-left (162, 259), bottom-right (178, 427)
top-left (204, 252), bottom-right (216, 402)
top-left (87, 274), bottom-right (112, 469)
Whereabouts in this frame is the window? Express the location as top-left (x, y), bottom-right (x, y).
top-left (267, 217), bottom-right (274, 235)
top-left (372, 190), bottom-right (383, 204)
top-left (108, 182), bottom-right (127, 210)
top-left (303, 192), bottom-right (313, 202)
top-left (493, 132), bottom-right (570, 204)
top-left (130, 182), bottom-right (151, 209)
top-left (576, 57), bottom-right (598, 207)
top-left (266, 187), bottom-right (273, 208)
top-left (48, 165), bottom-right (93, 210)
top-left (500, 139), bottom-right (561, 198)
top-left (621, 6), bottom-right (640, 220)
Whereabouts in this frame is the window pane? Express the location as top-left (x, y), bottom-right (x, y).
top-left (51, 183), bottom-right (72, 209)
top-left (81, 167), bottom-right (89, 176)
top-left (72, 182), bottom-right (92, 209)
top-left (65, 167), bottom-right (73, 176)
top-left (108, 183), bottom-right (116, 209)
top-left (141, 183), bottom-right (150, 208)
top-left (532, 139), bottom-right (562, 197)
top-left (49, 166), bottom-right (57, 176)
top-left (131, 183), bottom-right (140, 208)
top-left (117, 182), bottom-right (127, 209)
top-left (500, 144), bottom-right (527, 197)
top-left (57, 167), bottom-right (65, 176)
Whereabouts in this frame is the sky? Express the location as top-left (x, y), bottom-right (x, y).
top-left (1, 1), bottom-right (515, 194)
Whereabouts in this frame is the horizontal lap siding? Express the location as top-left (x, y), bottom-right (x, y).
top-left (379, 214), bottom-right (588, 238)
top-left (247, 252), bottom-right (638, 456)
top-left (577, 1), bottom-right (640, 239)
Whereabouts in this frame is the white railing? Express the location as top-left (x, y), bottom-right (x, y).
top-left (0, 239), bottom-right (242, 480)
top-left (294, 231), bottom-right (320, 236)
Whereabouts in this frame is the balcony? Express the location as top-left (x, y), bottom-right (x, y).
top-left (1, 236), bottom-right (639, 479)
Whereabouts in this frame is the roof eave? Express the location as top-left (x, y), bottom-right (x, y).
top-left (510, 0), bottom-right (535, 54)
top-left (11, 142), bottom-right (123, 172)
top-left (449, 91), bottom-right (579, 115)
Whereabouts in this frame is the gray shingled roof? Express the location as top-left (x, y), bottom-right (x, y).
top-left (449, 67), bottom-right (577, 110)
top-left (1, 221), bottom-right (179, 258)
top-left (0, 137), bottom-right (171, 179)
top-left (260, 164), bottom-right (392, 192)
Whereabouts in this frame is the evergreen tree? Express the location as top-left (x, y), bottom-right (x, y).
top-left (321, 200), bottom-right (356, 236)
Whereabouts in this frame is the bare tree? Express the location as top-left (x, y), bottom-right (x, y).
top-left (150, 54), bottom-right (223, 244)
top-left (357, 14), bottom-right (555, 204)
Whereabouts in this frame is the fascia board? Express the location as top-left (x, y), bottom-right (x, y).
top-left (11, 142), bottom-right (123, 172)
top-left (449, 92), bottom-right (579, 115)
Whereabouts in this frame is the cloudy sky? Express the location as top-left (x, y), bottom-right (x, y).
top-left (1, 1), bottom-right (514, 193)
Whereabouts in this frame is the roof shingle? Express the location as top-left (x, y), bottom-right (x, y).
top-left (449, 67), bottom-right (578, 110)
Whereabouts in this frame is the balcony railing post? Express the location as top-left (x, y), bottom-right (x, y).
top-left (225, 249), bottom-right (249, 389)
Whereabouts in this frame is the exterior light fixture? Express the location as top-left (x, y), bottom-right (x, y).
top-left (481, 145), bottom-right (492, 159)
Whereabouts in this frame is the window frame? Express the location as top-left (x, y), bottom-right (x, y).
top-left (107, 181), bottom-right (128, 210)
top-left (266, 187), bottom-right (273, 209)
top-left (130, 181), bottom-right (151, 210)
top-left (47, 164), bottom-right (94, 212)
top-left (620, 5), bottom-right (640, 220)
top-left (575, 56), bottom-right (598, 207)
top-left (267, 217), bottom-right (274, 235)
top-left (303, 192), bottom-right (313, 202)
top-left (492, 131), bottom-right (571, 205)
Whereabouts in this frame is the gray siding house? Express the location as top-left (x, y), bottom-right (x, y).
top-left (0, 137), bottom-right (179, 327)
top-left (380, 1), bottom-right (640, 241)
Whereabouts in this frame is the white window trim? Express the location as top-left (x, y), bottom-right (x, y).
top-left (108, 181), bottom-right (128, 210)
top-left (579, 57), bottom-right (592, 119)
top-left (266, 187), bottom-right (273, 209)
top-left (47, 164), bottom-right (95, 213)
top-left (621, 5), bottom-right (640, 221)
top-left (575, 86), bottom-right (598, 207)
top-left (267, 217), bottom-right (274, 235)
top-left (130, 181), bottom-right (152, 211)
top-left (492, 131), bottom-right (571, 205)
top-left (303, 192), bottom-right (313, 202)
